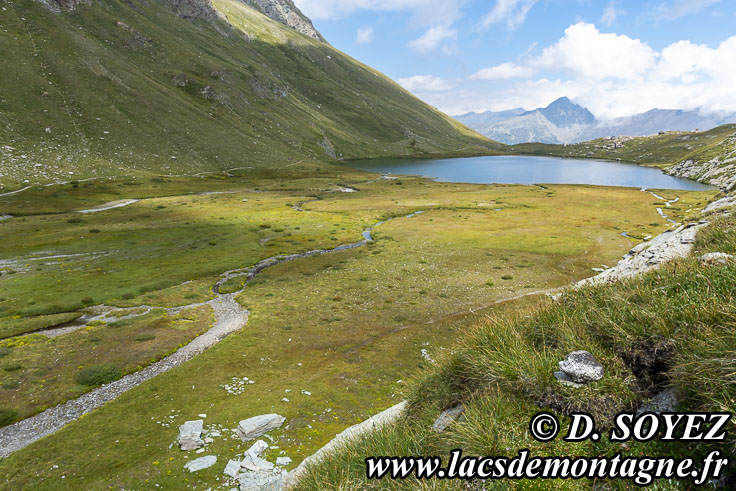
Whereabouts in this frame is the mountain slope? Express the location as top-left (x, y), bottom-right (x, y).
top-left (580, 109), bottom-right (720, 141)
top-left (0, 0), bottom-right (493, 190)
top-left (456, 97), bottom-right (727, 145)
top-left (466, 97), bottom-right (594, 144)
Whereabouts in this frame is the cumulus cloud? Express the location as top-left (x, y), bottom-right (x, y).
top-left (482, 0), bottom-right (538, 30)
top-left (398, 75), bottom-right (457, 92)
top-left (355, 26), bottom-right (374, 45)
top-left (469, 62), bottom-right (535, 80)
top-left (427, 23), bottom-right (736, 119)
top-left (407, 26), bottom-right (457, 53)
top-left (532, 23), bottom-right (657, 81)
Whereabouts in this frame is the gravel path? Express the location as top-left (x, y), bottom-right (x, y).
top-left (0, 210), bottom-right (425, 458)
top-left (76, 199), bottom-right (140, 214)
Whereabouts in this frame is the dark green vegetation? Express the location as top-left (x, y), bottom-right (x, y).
top-left (298, 208), bottom-right (736, 490)
top-left (514, 124), bottom-right (736, 168)
top-left (0, 0), bottom-right (493, 190)
top-left (0, 170), bottom-right (713, 488)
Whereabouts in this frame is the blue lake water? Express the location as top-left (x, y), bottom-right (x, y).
top-left (346, 155), bottom-right (714, 190)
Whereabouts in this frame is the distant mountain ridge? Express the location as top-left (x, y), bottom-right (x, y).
top-left (456, 97), bottom-right (736, 145)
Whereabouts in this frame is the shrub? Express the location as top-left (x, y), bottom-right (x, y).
top-left (135, 333), bottom-right (156, 342)
top-left (76, 364), bottom-right (122, 386)
top-left (0, 347), bottom-right (11, 358)
top-left (81, 297), bottom-right (95, 306)
top-left (0, 408), bottom-right (18, 427)
top-left (501, 275), bottom-right (513, 280)
top-left (3, 364), bottom-right (22, 372)
top-left (486, 281), bottom-right (495, 287)
top-left (89, 229), bottom-right (101, 233)
top-left (121, 293), bottom-right (135, 300)
top-left (67, 217), bottom-right (84, 224)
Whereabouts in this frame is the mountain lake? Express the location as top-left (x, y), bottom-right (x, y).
top-left (346, 155), bottom-right (715, 190)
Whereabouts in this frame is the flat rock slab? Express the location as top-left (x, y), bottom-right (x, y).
top-left (700, 252), bottom-right (735, 266)
top-left (432, 404), bottom-right (465, 432)
top-left (558, 351), bottom-right (603, 384)
top-left (245, 439), bottom-right (268, 458)
top-left (179, 420), bottom-right (204, 451)
top-left (184, 455), bottom-right (217, 472)
top-left (239, 470), bottom-right (285, 491)
top-left (224, 459), bottom-right (242, 478)
top-left (236, 414), bottom-right (285, 441)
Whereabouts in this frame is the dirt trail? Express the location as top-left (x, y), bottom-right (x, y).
top-left (0, 211), bottom-right (425, 458)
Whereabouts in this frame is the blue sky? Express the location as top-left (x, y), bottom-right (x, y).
top-left (293, 0), bottom-right (736, 119)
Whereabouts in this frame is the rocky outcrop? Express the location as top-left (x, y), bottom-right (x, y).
top-left (35, 0), bottom-right (91, 12)
top-left (665, 132), bottom-right (736, 190)
top-left (240, 0), bottom-right (325, 42)
top-left (576, 222), bottom-right (708, 287)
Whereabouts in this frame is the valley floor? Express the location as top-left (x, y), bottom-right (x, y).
top-left (0, 165), bottom-right (717, 488)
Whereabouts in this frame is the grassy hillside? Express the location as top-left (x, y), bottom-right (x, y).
top-left (513, 125), bottom-right (736, 168)
top-left (298, 204), bottom-right (736, 490)
top-left (0, 0), bottom-right (494, 191)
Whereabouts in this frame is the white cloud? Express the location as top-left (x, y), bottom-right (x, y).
top-left (355, 26), bottom-right (374, 45)
top-left (532, 23), bottom-right (657, 81)
top-left (419, 24), bottom-right (736, 119)
top-left (398, 75), bottom-right (457, 92)
top-left (407, 25), bottom-right (457, 53)
top-left (482, 0), bottom-right (538, 30)
top-left (601, 1), bottom-right (624, 26)
top-left (469, 62), bottom-right (535, 80)
top-left (653, 0), bottom-right (720, 20)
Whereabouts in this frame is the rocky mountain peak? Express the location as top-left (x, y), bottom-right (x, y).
top-left (240, 0), bottom-right (326, 42)
top-left (535, 97), bottom-right (596, 127)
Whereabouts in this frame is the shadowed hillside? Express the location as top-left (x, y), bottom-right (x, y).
top-left (0, 0), bottom-right (494, 190)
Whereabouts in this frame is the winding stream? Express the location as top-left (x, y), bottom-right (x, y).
top-left (0, 210), bottom-right (425, 458)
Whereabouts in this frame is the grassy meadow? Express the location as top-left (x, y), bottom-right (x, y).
top-left (297, 205), bottom-right (736, 491)
top-left (0, 166), bottom-right (718, 488)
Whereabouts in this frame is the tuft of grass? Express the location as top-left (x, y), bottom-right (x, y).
top-left (0, 408), bottom-right (18, 428)
top-left (75, 364), bottom-right (122, 386)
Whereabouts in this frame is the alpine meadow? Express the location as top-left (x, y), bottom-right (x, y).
top-left (0, 1), bottom-right (735, 490)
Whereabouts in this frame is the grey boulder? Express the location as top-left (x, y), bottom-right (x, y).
top-left (236, 414), bottom-right (286, 441)
top-left (558, 351), bottom-right (604, 384)
top-left (179, 420), bottom-right (204, 451)
top-left (184, 455), bottom-right (217, 472)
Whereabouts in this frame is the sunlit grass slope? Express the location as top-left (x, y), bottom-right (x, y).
top-left (0, 0), bottom-right (495, 190)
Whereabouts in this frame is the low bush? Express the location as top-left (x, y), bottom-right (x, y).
top-left (75, 364), bottom-right (122, 386)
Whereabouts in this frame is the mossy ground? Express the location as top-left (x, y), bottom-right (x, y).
top-left (0, 170), bottom-right (718, 488)
top-left (298, 210), bottom-right (736, 491)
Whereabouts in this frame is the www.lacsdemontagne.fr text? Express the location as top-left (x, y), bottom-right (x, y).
top-left (365, 449), bottom-right (729, 486)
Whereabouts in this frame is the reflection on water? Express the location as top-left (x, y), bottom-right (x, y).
top-left (347, 155), bottom-right (714, 191)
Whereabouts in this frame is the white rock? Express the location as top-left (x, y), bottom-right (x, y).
top-left (432, 405), bottom-right (464, 432)
top-left (224, 459), bottom-right (242, 478)
top-left (246, 440), bottom-right (268, 458)
top-left (699, 252), bottom-right (735, 266)
top-left (236, 414), bottom-right (286, 441)
top-left (179, 420), bottom-right (204, 451)
top-left (558, 351), bottom-right (604, 384)
top-left (241, 453), bottom-right (274, 472)
top-left (238, 471), bottom-right (283, 490)
top-left (184, 455), bottom-right (216, 472)
top-left (276, 456), bottom-right (292, 466)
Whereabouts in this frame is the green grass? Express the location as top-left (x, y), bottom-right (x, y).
top-left (0, 0), bottom-right (494, 191)
top-left (513, 125), bottom-right (736, 168)
top-left (297, 211), bottom-right (736, 490)
top-left (0, 306), bottom-right (212, 423)
top-left (0, 171), bottom-right (717, 488)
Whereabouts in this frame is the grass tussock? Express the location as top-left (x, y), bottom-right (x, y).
top-left (298, 213), bottom-right (736, 489)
